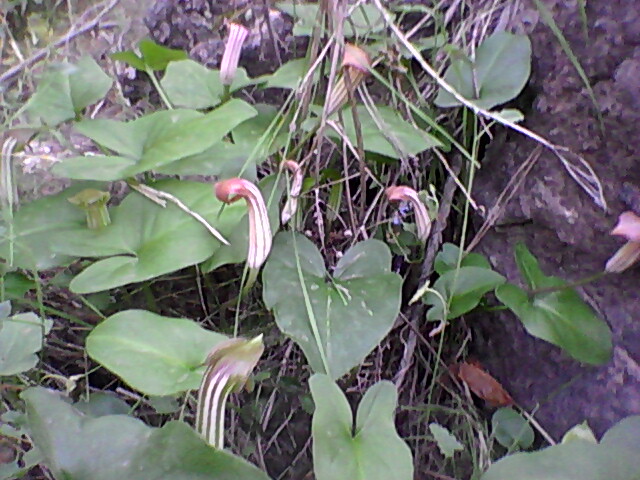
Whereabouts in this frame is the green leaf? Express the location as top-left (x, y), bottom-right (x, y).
top-left (513, 242), bottom-right (549, 290)
top-left (138, 39), bottom-right (188, 70)
top-left (161, 59), bottom-right (257, 109)
top-left (495, 244), bottom-right (612, 365)
top-left (25, 56), bottom-right (112, 126)
top-left (562, 422), bottom-right (597, 444)
top-left (111, 40), bottom-right (188, 71)
top-left (22, 387), bottom-right (270, 480)
top-left (481, 416), bottom-right (640, 480)
top-left (74, 393), bottom-right (131, 418)
top-left (0, 312), bottom-right (52, 376)
top-left (86, 310), bottom-right (227, 396)
top-left (262, 58), bottom-right (319, 89)
top-left (0, 182), bottom-right (94, 270)
top-left (277, 2), bottom-right (384, 36)
top-left (429, 423), bottom-right (464, 458)
top-left (54, 101), bottom-right (257, 181)
top-left (68, 57), bottom-right (114, 113)
top-left (53, 179), bottom-right (246, 294)
top-left (263, 232), bottom-right (402, 379)
top-left (435, 32), bottom-right (531, 109)
top-left (158, 104), bottom-right (286, 179)
top-left (109, 50), bottom-right (146, 70)
top-left (424, 266), bottom-right (505, 321)
top-left (1, 272), bottom-right (36, 300)
top-left (330, 105), bottom-right (442, 159)
top-left (310, 375), bottom-right (413, 480)
top-left (434, 243), bottom-right (492, 275)
top-left (491, 408), bottom-right (534, 450)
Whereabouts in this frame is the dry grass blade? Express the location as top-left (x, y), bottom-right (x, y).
top-left (129, 181), bottom-right (230, 245)
top-left (466, 146), bottom-right (542, 252)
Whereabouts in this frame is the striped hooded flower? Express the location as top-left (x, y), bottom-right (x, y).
top-left (325, 44), bottom-right (371, 116)
top-left (215, 178), bottom-right (271, 269)
top-left (196, 335), bottom-right (264, 449)
top-left (280, 159), bottom-right (303, 224)
top-left (605, 211), bottom-right (640, 273)
top-left (220, 22), bottom-right (249, 86)
top-left (386, 185), bottom-right (432, 242)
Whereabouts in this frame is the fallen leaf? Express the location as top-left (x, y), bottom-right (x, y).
top-left (457, 362), bottom-right (514, 407)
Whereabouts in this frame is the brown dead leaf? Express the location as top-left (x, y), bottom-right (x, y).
top-left (456, 361), bottom-right (514, 407)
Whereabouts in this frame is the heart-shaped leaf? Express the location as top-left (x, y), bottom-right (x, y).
top-left (329, 105), bottom-right (442, 159)
top-left (424, 266), bottom-right (505, 321)
top-left (310, 374), bottom-right (413, 480)
top-left (263, 232), bottom-right (402, 379)
top-left (435, 32), bottom-right (531, 109)
top-left (53, 100), bottom-right (257, 181)
top-left (50, 179), bottom-right (247, 294)
top-left (491, 408), bottom-right (534, 450)
top-left (161, 59), bottom-right (257, 109)
top-left (22, 387), bottom-right (270, 480)
top-left (495, 244), bottom-right (612, 365)
top-left (481, 416), bottom-right (640, 480)
top-left (0, 312), bottom-right (52, 376)
top-left (86, 309), bottom-right (227, 396)
top-left (25, 56), bottom-right (112, 126)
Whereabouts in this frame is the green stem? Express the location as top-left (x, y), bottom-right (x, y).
top-left (220, 84), bottom-right (232, 104)
top-left (146, 67), bottom-right (173, 110)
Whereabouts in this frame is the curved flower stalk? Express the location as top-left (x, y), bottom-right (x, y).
top-left (68, 188), bottom-right (111, 230)
top-left (220, 22), bottom-right (249, 86)
top-left (386, 185), bottom-right (432, 241)
top-left (215, 178), bottom-right (271, 269)
top-left (280, 160), bottom-right (303, 224)
top-left (325, 44), bottom-right (371, 116)
top-left (606, 211), bottom-right (640, 273)
top-left (196, 335), bottom-right (264, 449)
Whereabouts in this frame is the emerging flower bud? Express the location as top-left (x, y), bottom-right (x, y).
top-left (220, 22), bottom-right (249, 86)
top-left (280, 160), bottom-right (303, 224)
top-left (606, 211), bottom-right (640, 273)
top-left (215, 178), bottom-right (271, 269)
top-left (68, 188), bottom-right (111, 230)
top-left (325, 44), bottom-right (371, 116)
top-left (196, 335), bottom-right (264, 449)
top-left (386, 185), bottom-right (431, 241)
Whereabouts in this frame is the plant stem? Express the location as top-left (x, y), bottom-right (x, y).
top-left (146, 67), bottom-right (173, 110)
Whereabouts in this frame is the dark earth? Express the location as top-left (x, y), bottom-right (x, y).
top-left (142, 0), bottom-right (640, 441)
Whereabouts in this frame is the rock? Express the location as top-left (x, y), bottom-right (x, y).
top-left (472, 0), bottom-right (640, 438)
